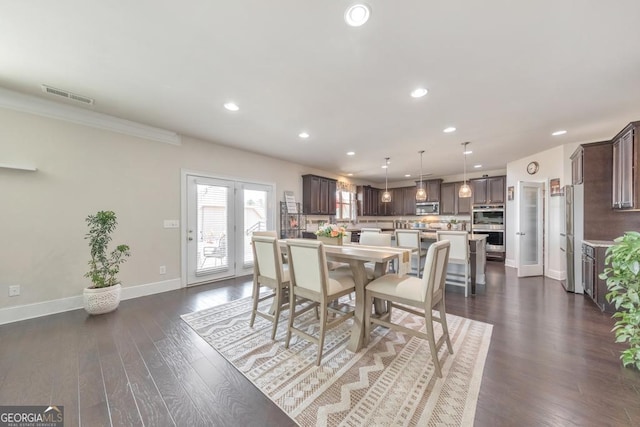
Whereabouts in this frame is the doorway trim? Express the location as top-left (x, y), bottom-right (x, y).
top-left (180, 168), bottom-right (277, 288)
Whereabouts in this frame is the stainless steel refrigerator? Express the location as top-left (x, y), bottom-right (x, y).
top-left (564, 184), bottom-right (584, 293)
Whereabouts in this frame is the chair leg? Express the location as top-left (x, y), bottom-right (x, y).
top-left (271, 288), bottom-right (281, 340)
top-left (285, 291), bottom-right (296, 349)
top-left (464, 263), bottom-right (469, 298)
top-left (249, 280), bottom-right (259, 328)
top-left (316, 303), bottom-right (328, 366)
top-left (439, 300), bottom-right (453, 354)
top-left (425, 314), bottom-right (443, 378)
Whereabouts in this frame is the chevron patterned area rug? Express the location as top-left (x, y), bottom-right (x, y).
top-left (181, 296), bottom-right (492, 427)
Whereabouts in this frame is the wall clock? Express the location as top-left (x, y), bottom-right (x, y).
top-left (527, 161), bottom-right (539, 175)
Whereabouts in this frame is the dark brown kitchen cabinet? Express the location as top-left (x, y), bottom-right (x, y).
top-left (425, 179), bottom-right (442, 203)
top-left (612, 121), bottom-right (640, 209)
top-left (403, 186), bottom-right (417, 215)
top-left (302, 174), bottom-right (337, 215)
top-left (571, 147), bottom-right (584, 185)
top-left (471, 176), bottom-right (505, 205)
top-left (582, 243), bottom-right (614, 313)
top-left (377, 188), bottom-right (399, 216)
top-left (441, 182), bottom-right (472, 215)
top-left (357, 185), bottom-right (379, 216)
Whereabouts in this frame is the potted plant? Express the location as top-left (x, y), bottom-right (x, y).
top-left (83, 210), bottom-right (131, 315)
top-left (315, 224), bottom-right (347, 246)
top-left (599, 231), bottom-right (640, 370)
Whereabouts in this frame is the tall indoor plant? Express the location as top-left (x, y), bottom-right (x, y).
top-left (83, 210), bottom-right (131, 314)
top-left (600, 231), bottom-right (640, 370)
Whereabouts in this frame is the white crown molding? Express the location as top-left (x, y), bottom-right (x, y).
top-left (0, 278), bottom-right (182, 325)
top-left (0, 87), bottom-right (182, 145)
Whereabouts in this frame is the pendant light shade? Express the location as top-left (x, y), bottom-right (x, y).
top-left (416, 150), bottom-right (427, 202)
top-left (382, 157), bottom-right (391, 203)
top-left (459, 142), bottom-right (472, 198)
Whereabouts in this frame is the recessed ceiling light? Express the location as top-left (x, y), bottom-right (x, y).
top-left (224, 102), bottom-right (239, 111)
top-left (346, 151), bottom-right (355, 156)
top-left (552, 130), bottom-right (567, 136)
top-left (345, 4), bottom-right (370, 27)
top-left (382, 165), bottom-right (388, 169)
top-left (405, 174), bottom-right (411, 177)
top-left (410, 88), bottom-right (428, 98)
top-left (443, 127), bottom-right (456, 133)
top-left (347, 173), bottom-right (354, 176)
top-left (298, 132), bottom-right (310, 139)
top-left (463, 150), bottom-right (473, 155)
top-left (474, 164), bottom-right (482, 168)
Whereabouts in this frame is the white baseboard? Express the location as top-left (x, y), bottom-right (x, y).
top-left (545, 269), bottom-right (566, 281)
top-left (0, 278), bottom-right (182, 326)
top-left (505, 258), bottom-right (516, 268)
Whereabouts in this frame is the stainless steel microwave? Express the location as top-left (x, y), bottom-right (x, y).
top-left (416, 202), bottom-right (439, 215)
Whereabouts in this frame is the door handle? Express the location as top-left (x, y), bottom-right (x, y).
top-left (516, 232), bottom-right (526, 236)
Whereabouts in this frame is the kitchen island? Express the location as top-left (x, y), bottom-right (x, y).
top-left (386, 231), bottom-right (487, 295)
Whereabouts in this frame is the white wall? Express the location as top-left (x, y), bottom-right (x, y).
top-left (0, 106), bottom-right (352, 316)
top-left (505, 142), bottom-right (581, 279)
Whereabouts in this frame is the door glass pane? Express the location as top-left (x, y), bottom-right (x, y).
top-left (522, 186), bottom-right (538, 265)
top-left (243, 188), bottom-right (268, 267)
top-left (197, 184), bottom-right (228, 273)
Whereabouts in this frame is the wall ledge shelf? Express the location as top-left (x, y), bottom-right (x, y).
top-left (0, 163), bottom-right (38, 171)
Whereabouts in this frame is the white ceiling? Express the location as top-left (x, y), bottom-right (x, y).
top-left (2, 1), bottom-right (640, 183)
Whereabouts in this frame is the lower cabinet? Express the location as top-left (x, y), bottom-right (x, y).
top-left (583, 243), bottom-right (614, 313)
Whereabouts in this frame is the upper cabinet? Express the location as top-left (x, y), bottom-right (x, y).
top-left (302, 174), bottom-right (337, 215)
top-left (425, 179), bottom-right (442, 203)
top-left (357, 185), bottom-right (378, 216)
top-left (471, 176), bottom-right (505, 205)
top-left (571, 147), bottom-right (584, 185)
top-left (612, 122), bottom-right (639, 209)
top-left (403, 186), bottom-right (417, 215)
top-left (440, 182), bottom-right (472, 215)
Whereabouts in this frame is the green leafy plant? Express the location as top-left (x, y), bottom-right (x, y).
top-left (85, 211), bottom-right (131, 288)
top-left (599, 231), bottom-right (640, 370)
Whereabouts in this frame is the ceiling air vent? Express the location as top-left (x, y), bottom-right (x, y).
top-left (41, 85), bottom-right (94, 106)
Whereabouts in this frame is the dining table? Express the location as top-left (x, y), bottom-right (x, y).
top-left (279, 239), bottom-right (411, 353)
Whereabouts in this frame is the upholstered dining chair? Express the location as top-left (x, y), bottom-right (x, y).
top-left (364, 240), bottom-right (453, 378)
top-left (285, 239), bottom-right (356, 365)
top-left (360, 227), bottom-right (382, 233)
top-left (358, 232), bottom-right (393, 278)
top-left (250, 235), bottom-right (290, 340)
top-left (394, 229), bottom-right (426, 278)
top-left (436, 231), bottom-right (470, 297)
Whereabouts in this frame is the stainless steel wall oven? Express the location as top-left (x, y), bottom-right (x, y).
top-left (472, 205), bottom-right (505, 258)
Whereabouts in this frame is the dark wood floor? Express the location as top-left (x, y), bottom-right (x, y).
top-left (1, 262), bottom-right (638, 426)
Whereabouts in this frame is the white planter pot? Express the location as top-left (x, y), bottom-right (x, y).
top-left (83, 283), bottom-right (121, 315)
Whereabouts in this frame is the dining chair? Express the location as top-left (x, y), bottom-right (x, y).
top-left (358, 232), bottom-right (393, 278)
top-left (364, 240), bottom-right (453, 378)
top-left (285, 239), bottom-right (356, 365)
top-left (250, 235), bottom-right (290, 340)
top-left (253, 230), bottom-right (287, 263)
top-left (360, 227), bottom-right (382, 233)
top-left (394, 229), bottom-right (426, 278)
top-left (436, 231), bottom-right (470, 297)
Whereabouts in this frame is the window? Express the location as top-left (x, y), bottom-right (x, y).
top-left (336, 181), bottom-right (357, 221)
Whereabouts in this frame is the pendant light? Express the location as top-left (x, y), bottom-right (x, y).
top-left (415, 150), bottom-right (427, 201)
top-left (381, 157), bottom-right (391, 203)
top-left (459, 142), bottom-right (472, 198)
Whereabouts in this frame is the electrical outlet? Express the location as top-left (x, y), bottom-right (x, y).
top-left (8, 285), bottom-right (20, 297)
top-left (159, 266), bottom-right (166, 275)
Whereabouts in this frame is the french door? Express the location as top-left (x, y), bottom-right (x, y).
top-left (185, 174), bottom-right (273, 286)
top-left (516, 181), bottom-right (544, 277)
